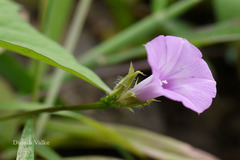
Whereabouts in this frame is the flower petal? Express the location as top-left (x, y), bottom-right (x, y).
top-left (160, 36), bottom-right (202, 78)
top-left (145, 35), bottom-right (167, 72)
top-left (161, 78), bottom-right (216, 113)
top-left (165, 59), bottom-right (215, 80)
top-left (132, 74), bottom-right (163, 101)
top-left (146, 35), bottom-right (202, 76)
top-left (135, 35), bottom-right (217, 113)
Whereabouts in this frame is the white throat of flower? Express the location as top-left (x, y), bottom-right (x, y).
top-left (160, 79), bottom-right (168, 86)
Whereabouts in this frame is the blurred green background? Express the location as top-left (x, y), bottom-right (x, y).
top-left (0, 0), bottom-right (240, 159)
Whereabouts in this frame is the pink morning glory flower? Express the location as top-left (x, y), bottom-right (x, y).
top-left (132, 35), bottom-right (217, 114)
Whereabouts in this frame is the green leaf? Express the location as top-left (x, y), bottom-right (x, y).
top-left (46, 120), bottom-right (219, 160)
top-left (0, 0), bottom-right (110, 92)
top-left (113, 125), bottom-right (219, 160)
top-left (35, 145), bottom-right (62, 160)
top-left (16, 117), bottom-right (34, 160)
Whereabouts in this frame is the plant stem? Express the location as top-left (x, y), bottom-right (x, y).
top-left (35, 0), bottom-right (92, 139)
top-left (0, 102), bottom-right (109, 122)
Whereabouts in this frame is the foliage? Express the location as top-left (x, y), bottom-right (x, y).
top-left (0, 0), bottom-right (239, 159)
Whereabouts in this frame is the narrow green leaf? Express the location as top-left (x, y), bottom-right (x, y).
top-left (177, 19), bottom-right (240, 46)
top-left (213, 0), bottom-right (240, 21)
top-left (35, 145), bottom-right (62, 160)
top-left (46, 120), bottom-right (219, 160)
top-left (111, 18), bottom-right (240, 64)
top-left (16, 117), bottom-right (34, 160)
top-left (41, 0), bottom-right (74, 41)
top-left (106, 18), bottom-right (240, 65)
top-left (79, 0), bottom-right (201, 67)
top-left (113, 125), bottom-right (219, 160)
top-left (0, 0), bottom-right (110, 92)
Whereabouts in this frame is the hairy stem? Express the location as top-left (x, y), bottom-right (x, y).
top-left (0, 101), bottom-right (108, 122)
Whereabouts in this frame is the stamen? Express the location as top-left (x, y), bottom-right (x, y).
top-left (162, 80), bottom-right (168, 84)
top-left (159, 79), bottom-right (168, 86)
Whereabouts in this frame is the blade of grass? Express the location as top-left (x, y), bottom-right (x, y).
top-left (163, 18), bottom-right (240, 46)
top-left (16, 117), bottom-right (34, 160)
top-left (41, 0), bottom-right (74, 41)
top-left (35, 0), bottom-right (93, 139)
top-left (78, 0), bottom-right (201, 68)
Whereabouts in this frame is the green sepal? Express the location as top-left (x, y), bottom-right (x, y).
top-left (116, 90), bottom-right (153, 108)
top-left (110, 63), bottom-right (143, 98)
top-left (101, 63), bottom-right (153, 109)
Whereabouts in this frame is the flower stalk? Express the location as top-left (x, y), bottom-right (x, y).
top-left (0, 64), bottom-right (152, 121)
